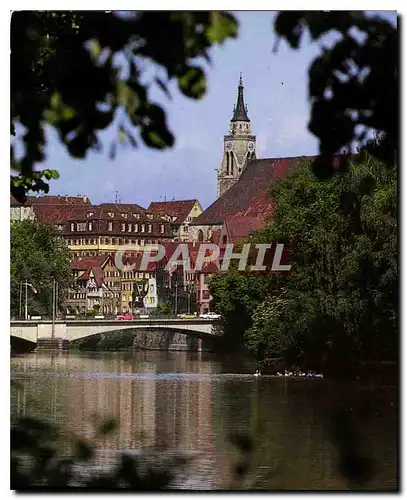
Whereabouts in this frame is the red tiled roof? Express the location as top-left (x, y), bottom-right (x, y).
top-left (71, 255), bottom-right (110, 270)
top-left (78, 266), bottom-right (104, 287)
top-left (191, 157), bottom-right (312, 226)
top-left (97, 203), bottom-right (146, 213)
top-left (147, 200), bottom-right (198, 222)
top-left (33, 205), bottom-right (88, 225)
top-left (224, 215), bottom-right (265, 243)
top-left (11, 195), bottom-right (91, 206)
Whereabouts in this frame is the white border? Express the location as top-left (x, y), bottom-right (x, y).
top-left (3, 4), bottom-right (403, 499)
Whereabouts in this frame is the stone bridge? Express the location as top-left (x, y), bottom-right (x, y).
top-left (10, 318), bottom-right (221, 345)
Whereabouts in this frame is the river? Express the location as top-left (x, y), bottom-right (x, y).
top-left (11, 351), bottom-right (398, 490)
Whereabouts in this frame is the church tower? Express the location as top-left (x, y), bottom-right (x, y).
top-left (216, 74), bottom-right (256, 198)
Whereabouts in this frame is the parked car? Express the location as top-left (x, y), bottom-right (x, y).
top-left (178, 313), bottom-right (196, 319)
top-left (118, 314), bottom-right (137, 320)
top-left (139, 314), bottom-right (150, 319)
top-left (199, 311), bottom-right (221, 319)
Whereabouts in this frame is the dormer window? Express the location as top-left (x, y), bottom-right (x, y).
top-left (160, 224), bottom-right (165, 233)
top-left (122, 213), bottom-right (127, 219)
top-left (128, 223), bottom-right (132, 232)
top-left (133, 213), bottom-right (140, 219)
top-left (148, 224), bottom-right (152, 233)
top-left (141, 224), bottom-right (145, 233)
top-left (71, 223), bottom-right (75, 231)
top-left (147, 213), bottom-right (153, 219)
top-left (88, 222), bottom-right (92, 231)
top-left (108, 222), bottom-right (113, 231)
top-left (108, 212), bottom-right (114, 218)
top-left (87, 212), bottom-right (93, 218)
top-left (134, 223), bottom-right (139, 232)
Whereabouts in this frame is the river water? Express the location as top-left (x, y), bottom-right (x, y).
top-left (11, 351), bottom-right (398, 490)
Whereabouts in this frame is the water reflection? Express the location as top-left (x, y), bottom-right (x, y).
top-left (11, 351), bottom-right (397, 490)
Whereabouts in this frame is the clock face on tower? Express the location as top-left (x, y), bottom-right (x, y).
top-left (248, 142), bottom-right (254, 151)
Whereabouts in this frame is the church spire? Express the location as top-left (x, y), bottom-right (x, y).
top-left (231, 73), bottom-right (250, 122)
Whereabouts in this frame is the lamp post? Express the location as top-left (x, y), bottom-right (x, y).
top-left (24, 279), bottom-right (28, 320)
top-left (18, 281), bottom-right (23, 318)
top-left (51, 279), bottom-right (56, 339)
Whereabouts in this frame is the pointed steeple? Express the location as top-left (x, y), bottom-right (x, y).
top-left (231, 73), bottom-right (250, 122)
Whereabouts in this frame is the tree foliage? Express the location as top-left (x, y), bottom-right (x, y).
top-left (274, 11), bottom-right (397, 177)
top-left (11, 415), bottom-right (184, 489)
top-left (10, 220), bottom-right (72, 317)
top-left (209, 144), bottom-right (397, 373)
top-left (10, 11), bottom-right (238, 202)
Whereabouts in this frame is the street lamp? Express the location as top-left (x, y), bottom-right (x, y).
top-left (20, 279), bottom-right (38, 320)
top-left (51, 278), bottom-right (57, 339)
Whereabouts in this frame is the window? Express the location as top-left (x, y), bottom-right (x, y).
top-left (121, 223), bottom-right (125, 231)
top-left (141, 224), bottom-right (145, 233)
top-left (184, 225), bottom-right (189, 233)
top-left (133, 213), bottom-right (140, 219)
top-left (108, 212), bottom-right (114, 218)
top-left (77, 222), bottom-right (86, 231)
top-left (71, 223), bottom-right (75, 231)
top-left (88, 222), bottom-right (92, 231)
top-left (148, 224), bottom-right (152, 233)
top-left (160, 224), bottom-right (164, 233)
top-left (128, 223), bottom-right (132, 232)
top-left (147, 213), bottom-right (153, 219)
top-left (135, 224), bottom-right (138, 232)
top-left (140, 239), bottom-right (144, 246)
top-left (108, 222), bottom-right (113, 231)
top-left (122, 213), bottom-right (127, 219)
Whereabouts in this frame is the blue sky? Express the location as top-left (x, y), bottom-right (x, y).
top-left (41, 11), bottom-right (396, 210)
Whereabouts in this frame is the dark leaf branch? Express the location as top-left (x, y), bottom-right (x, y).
top-left (10, 11), bottom-right (238, 202)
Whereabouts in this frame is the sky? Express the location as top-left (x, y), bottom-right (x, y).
top-left (38, 11), bottom-right (396, 210)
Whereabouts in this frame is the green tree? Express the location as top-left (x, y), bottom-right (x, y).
top-left (250, 150), bottom-right (397, 371)
top-left (11, 11), bottom-right (396, 201)
top-left (209, 145), bottom-right (397, 373)
top-left (10, 220), bottom-right (72, 318)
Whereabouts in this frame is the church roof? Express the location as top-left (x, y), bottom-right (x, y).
top-left (224, 215), bottom-right (265, 242)
top-left (231, 74), bottom-right (250, 122)
top-left (191, 156), bottom-right (313, 226)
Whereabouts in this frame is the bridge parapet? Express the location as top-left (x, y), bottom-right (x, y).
top-left (10, 318), bottom-right (221, 343)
